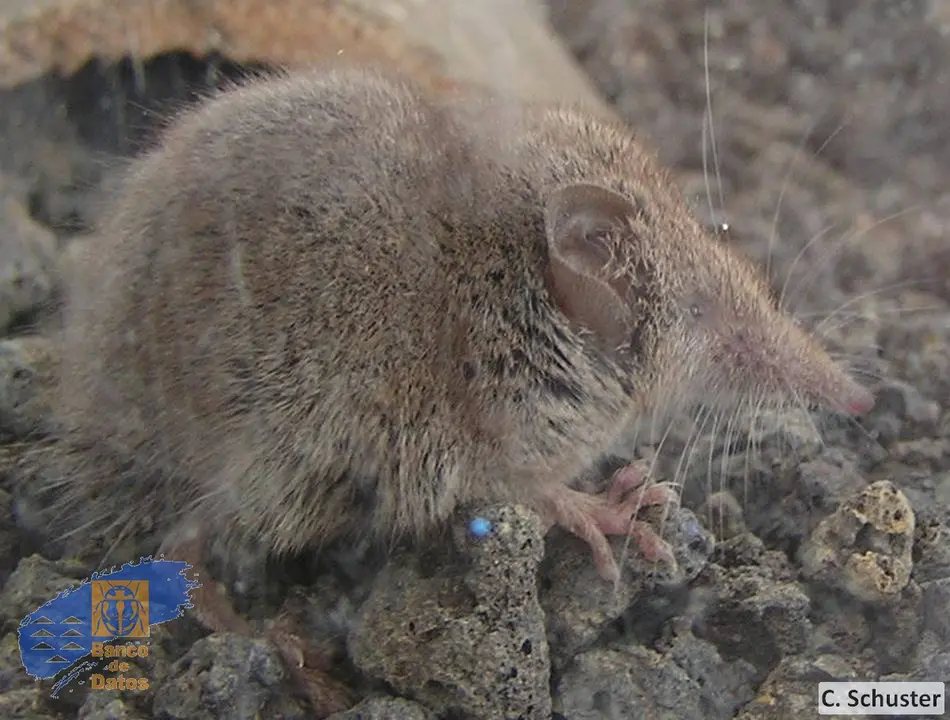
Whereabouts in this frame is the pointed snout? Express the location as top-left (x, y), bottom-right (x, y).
top-left (782, 322), bottom-right (875, 417)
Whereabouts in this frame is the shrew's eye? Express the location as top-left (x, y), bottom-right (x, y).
top-left (689, 304), bottom-right (703, 318)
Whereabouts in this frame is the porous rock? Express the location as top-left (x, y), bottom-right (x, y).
top-left (872, 581), bottom-right (923, 674)
top-left (0, 631), bottom-right (32, 692)
top-left (541, 506), bottom-right (713, 663)
top-left (0, 175), bottom-right (58, 334)
top-left (676, 407), bottom-right (824, 504)
top-left (326, 695), bottom-right (437, 720)
top-left (0, 687), bottom-right (57, 719)
top-left (555, 645), bottom-right (699, 720)
top-left (809, 593), bottom-right (872, 659)
top-left (741, 407), bottom-right (824, 459)
top-left (695, 565), bottom-right (811, 674)
top-left (677, 444), bottom-right (867, 560)
top-left (867, 379), bottom-right (940, 445)
top-left (885, 651), bottom-right (950, 685)
top-left (710, 532), bottom-right (766, 569)
top-left (734, 654), bottom-right (861, 720)
top-left (880, 646), bottom-right (950, 710)
top-left (349, 503), bottom-right (551, 720)
top-left (888, 438), bottom-right (950, 471)
top-left (0, 489), bottom-right (21, 588)
top-left (809, 574), bottom-right (924, 676)
top-left (713, 450), bottom-right (870, 558)
top-left (795, 453), bottom-right (877, 516)
top-left (151, 633), bottom-right (307, 720)
top-left (921, 578), bottom-right (950, 640)
top-left (77, 694), bottom-right (147, 720)
top-left (657, 621), bottom-right (759, 718)
top-left (0, 553), bottom-right (86, 635)
top-left (913, 512), bottom-right (950, 583)
top-left (0, 335), bottom-right (55, 440)
top-left (801, 480), bottom-right (915, 603)
top-left (698, 491), bottom-right (747, 541)
top-left (555, 631), bottom-right (756, 720)
top-left (50, 622), bottom-right (200, 715)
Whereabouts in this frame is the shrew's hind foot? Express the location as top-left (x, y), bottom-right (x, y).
top-left (540, 462), bottom-right (679, 583)
top-left (160, 528), bottom-right (355, 718)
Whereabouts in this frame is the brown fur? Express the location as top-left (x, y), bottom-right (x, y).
top-left (50, 65), bottom-right (871, 562)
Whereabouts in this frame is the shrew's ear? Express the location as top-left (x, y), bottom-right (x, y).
top-left (544, 183), bottom-right (636, 349)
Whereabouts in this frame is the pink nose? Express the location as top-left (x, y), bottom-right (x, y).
top-left (845, 384), bottom-right (875, 415)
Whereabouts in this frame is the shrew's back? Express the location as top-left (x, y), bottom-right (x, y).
top-left (54, 68), bottom-right (564, 550)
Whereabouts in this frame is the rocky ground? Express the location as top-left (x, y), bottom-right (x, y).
top-left (0, 0), bottom-right (948, 718)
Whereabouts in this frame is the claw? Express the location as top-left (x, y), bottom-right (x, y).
top-left (539, 463), bottom-right (679, 582)
top-left (267, 624), bottom-right (355, 716)
top-left (606, 461), bottom-right (679, 509)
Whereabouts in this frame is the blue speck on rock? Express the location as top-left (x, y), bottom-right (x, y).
top-left (470, 517), bottom-right (493, 538)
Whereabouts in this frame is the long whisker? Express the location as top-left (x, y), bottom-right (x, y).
top-left (813, 278), bottom-right (934, 334)
top-left (742, 396), bottom-right (761, 516)
top-left (784, 206), bottom-right (923, 311)
top-left (703, 9), bottom-right (726, 221)
top-left (719, 401), bottom-right (740, 505)
top-left (766, 112), bottom-right (837, 285)
top-left (778, 221), bottom-right (837, 308)
top-left (678, 403), bottom-right (715, 500)
top-left (614, 409), bottom-right (681, 595)
top-left (788, 385), bottom-right (824, 452)
top-left (707, 406), bottom-right (729, 538)
top-left (797, 304), bottom-right (944, 322)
